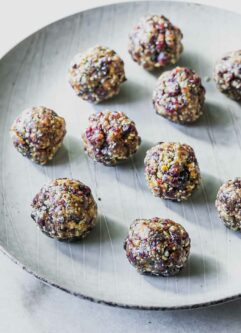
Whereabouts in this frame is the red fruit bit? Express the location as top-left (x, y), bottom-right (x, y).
top-left (86, 127), bottom-right (94, 138)
top-left (158, 23), bottom-right (165, 31)
top-left (157, 178), bottom-right (163, 185)
top-left (156, 41), bottom-right (165, 50)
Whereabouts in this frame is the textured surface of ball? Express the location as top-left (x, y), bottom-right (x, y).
top-left (128, 15), bottom-right (183, 70)
top-left (214, 50), bottom-right (241, 101)
top-left (10, 106), bottom-right (66, 165)
top-left (153, 67), bottom-right (205, 123)
top-left (68, 46), bottom-right (126, 103)
top-left (215, 178), bottom-right (241, 231)
top-left (82, 110), bottom-right (141, 166)
top-left (31, 178), bottom-right (97, 241)
top-left (144, 142), bottom-right (200, 201)
top-left (124, 218), bottom-right (191, 276)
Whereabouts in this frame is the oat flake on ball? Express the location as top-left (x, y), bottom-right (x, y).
top-left (82, 110), bottom-right (141, 166)
top-left (144, 142), bottom-right (200, 201)
top-left (10, 106), bottom-right (66, 165)
top-left (128, 15), bottom-right (183, 70)
top-left (214, 50), bottom-right (241, 101)
top-left (68, 46), bottom-right (126, 103)
top-left (153, 67), bottom-right (205, 124)
top-left (215, 178), bottom-right (241, 231)
top-left (31, 178), bottom-right (97, 241)
top-left (124, 218), bottom-right (191, 276)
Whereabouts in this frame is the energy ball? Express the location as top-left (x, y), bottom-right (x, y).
top-left (10, 106), bottom-right (66, 165)
top-left (31, 178), bottom-right (97, 241)
top-left (82, 110), bottom-right (141, 166)
top-left (68, 46), bottom-right (126, 103)
top-left (144, 142), bottom-right (200, 201)
top-left (214, 50), bottom-right (241, 101)
top-left (153, 67), bottom-right (205, 123)
top-left (128, 15), bottom-right (183, 70)
top-left (124, 218), bottom-right (190, 276)
top-left (215, 178), bottom-right (241, 231)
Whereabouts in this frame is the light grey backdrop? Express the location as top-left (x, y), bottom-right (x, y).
top-left (0, 0), bottom-right (241, 332)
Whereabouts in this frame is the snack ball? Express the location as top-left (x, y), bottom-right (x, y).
top-left (10, 106), bottom-right (66, 165)
top-left (215, 178), bottom-right (241, 231)
top-left (144, 142), bottom-right (200, 201)
top-left (128, 15), bottom-right (183, 70)
top-left (31, 178), bottom-right (97, 241)
top-left (214, 50), bottom-right (241, 101)
top-left (124, 217), bottom-right (191, 276)
top-left (68, 46), bottom-right (126, 103)
top-left (82, 110), bottom-right (141, 166)
top-left (153, 67), bottom-right (205, 123)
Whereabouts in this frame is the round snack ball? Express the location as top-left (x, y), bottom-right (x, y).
top-left (31, 178), bottom-right (97, 241)
top-left (128, 15), bottom-right (183, 70)
top-left (68, 46), bottom-right (126, 103)
top-left (215, 178), bottom-right (241, 231)
top-left (144, 142), bottom-right (200, 201)
top-left (82, 110), bottom-right (141, 166)
top-left (153, 67), bottom-right (205, 123)
top-left (214, 50), bottom-right (241, 101)
top-left (10, 106), bottom-right (66, 165)
top-left (124, 218), bottom-right (191, 276)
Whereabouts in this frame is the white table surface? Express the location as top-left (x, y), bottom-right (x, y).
top-left (0, 1), bottom-right (241, 332)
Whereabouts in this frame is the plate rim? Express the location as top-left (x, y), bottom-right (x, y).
top-left (1, 0), bottom-right (241, 310)
top-left (1, 242), bottom-right (241, 310)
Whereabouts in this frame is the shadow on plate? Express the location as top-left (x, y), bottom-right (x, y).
top-left (31, 135), bottom-right (83, 178)
top-left (180, 253), bottom-right (218, 278)
top-left (161, 172), bottom-right (221, 209)
top-left (93, 79), bottom-right (151, 108)
top-left (146, 50), bottom-right (211, 80)
top-left (146, 63), bottom-right (173, 79)
top-left (114, 139), bottom-right (154, 193)
top-left (83, 139), bottom-right (153, 193)
top-left (121, 139), bottom-right (154, 171)
top-left (57, 214), bottom-right (127, 248)
top-left (47, 145), bottom-right (70, 167)
top-left (191, 172), bottom-right (221, 205)
top-left (55, 214), bottom-right (127, 272)
top-left (167, 101), bottom-right (232, 144)
top-left (177, 50), bottom-right (210, 73)
top-left (162, 172), bottom-right (221, 229)
top-left (143, 253), bottom-right (220, 294)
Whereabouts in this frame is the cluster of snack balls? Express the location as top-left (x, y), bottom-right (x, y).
top-left (10, 15), bottom-right (241, 277)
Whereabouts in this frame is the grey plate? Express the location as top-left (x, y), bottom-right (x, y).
top-left (0, 0), bottom-right (240, 310)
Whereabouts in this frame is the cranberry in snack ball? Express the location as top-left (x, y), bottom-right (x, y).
top-left (128, 15), bottom-right (183, 70)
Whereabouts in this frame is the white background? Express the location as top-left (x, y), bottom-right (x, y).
top-left (0, 0), bottom-right (241, 57)
top-left (0, 1), bottom-right (241, 332)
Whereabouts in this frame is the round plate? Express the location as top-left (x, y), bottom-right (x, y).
top-left (0, 1), bottom-right (240, 310)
